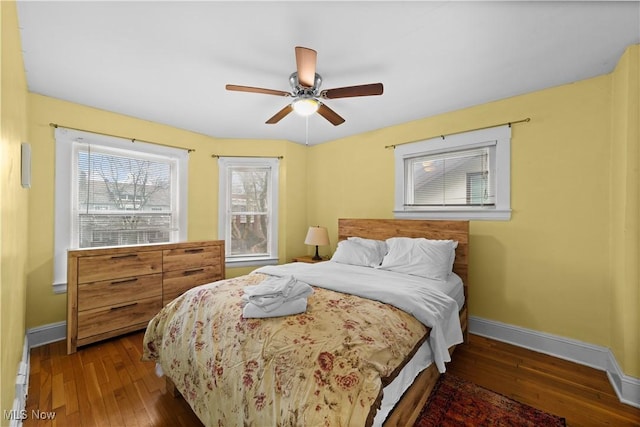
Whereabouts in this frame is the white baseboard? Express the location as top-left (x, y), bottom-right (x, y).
top-left (26, 321), bottom-right (66, 349)
top-left (469, 316), bottom-right (640, 409)
top-left (8, 337), bottom-right (30, 427)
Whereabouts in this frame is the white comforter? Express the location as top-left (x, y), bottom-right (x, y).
top-left (255, 261), bottom-right (463, 373)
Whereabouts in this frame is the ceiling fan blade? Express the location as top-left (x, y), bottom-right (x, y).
top-left (266, 104), bottom-right (294, 124)
top-left (295, 46), bottom-right (317, 88)
top-left (226, 84), bottom-right (290, 97)
top-left (317, 103), bottom-right (345, 126)
top-left (321, 83), bottom-right (384, 99)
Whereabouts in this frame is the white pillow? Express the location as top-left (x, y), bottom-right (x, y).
top-left (378, 237), bottom-right (458, 280)
top-left (347, 237), bottom-right (387, 266)
top-left (330, 239), bottom-right (386, 268)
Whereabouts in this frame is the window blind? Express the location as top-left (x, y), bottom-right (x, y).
top-left (405, 147), bottom-right (494, 207)
top-left (74, 143), bottom-right (175, 248)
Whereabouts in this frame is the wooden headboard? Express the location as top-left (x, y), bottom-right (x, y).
top-left (337, 218), bottom-right (469, 286)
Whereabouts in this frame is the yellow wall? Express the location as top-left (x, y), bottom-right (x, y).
top-left (610, 45), bottom-right (640, 376)
top-left (1, 0), bottom-right (30, 417)
top-left (25, 94), bottom-right (308, 328)
top-left (308, 47), bottom-right (639, 378)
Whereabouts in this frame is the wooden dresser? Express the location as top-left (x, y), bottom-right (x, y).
top-left (67, 240), bottom-right (225, 354)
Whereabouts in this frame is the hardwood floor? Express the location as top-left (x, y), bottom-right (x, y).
top-left (446, 335), bottom-right (640, 427)
top-left (25, 332), bottom-right (202, 427)
top-left (24, 332), bottom-right (639, 426)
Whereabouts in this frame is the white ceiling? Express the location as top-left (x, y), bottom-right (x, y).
top-left (16, 1), bottom-right (640, 145)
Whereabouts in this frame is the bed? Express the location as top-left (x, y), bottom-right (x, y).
top-left (142, 218), bottom-right (469, 426)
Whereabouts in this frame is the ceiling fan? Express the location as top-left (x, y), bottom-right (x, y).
top-left (225, 46), bottom-right (384, 126)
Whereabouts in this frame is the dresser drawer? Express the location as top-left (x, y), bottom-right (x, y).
top-left (162, 265), bottom-right (222, 304)
top-left (77, 250), bottom-right (162, 283)
top-left (78, 273), bottom-right (162, 311)
top-left (163, 245), bottom-right (221, 271)
top-left (67, 240), bottom-right (224, 354)
top-left (77, 296), bottom-right (162, 340)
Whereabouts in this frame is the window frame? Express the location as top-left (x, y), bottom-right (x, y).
top-left (217, 157), bottom-right (279, 268)
top-left (393, 125), bottom-right (511, 220)
top-left (53, 128), bottom-right (188, 293)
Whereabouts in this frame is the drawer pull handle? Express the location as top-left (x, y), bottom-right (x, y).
top-left (110, 254), bottom-right (137, 260)
top-left (110, 302), bottom-right (138, 311)
top-left (185, 248), bottom-right (205, 253)
top-left (184, 268), bottom-right (204, 276)
top-left (110, 278), bottom-right (138, 285)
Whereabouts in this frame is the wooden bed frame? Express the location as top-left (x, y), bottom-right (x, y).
top-left (166, 218), bottom-right (469, 426)
top-left (337, 218), bottom-right (469, 427)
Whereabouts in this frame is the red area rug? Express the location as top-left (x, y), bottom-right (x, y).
top-left (415, 374), bottom-right (566, 426)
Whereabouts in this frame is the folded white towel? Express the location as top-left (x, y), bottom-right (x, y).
top-left (242, 297), bottom-right (308, 319)
top-left (243, 275), bottom-right (313, 312)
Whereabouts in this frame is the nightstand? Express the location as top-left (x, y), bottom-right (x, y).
top-left (291, 255), bottom-right (328, 264)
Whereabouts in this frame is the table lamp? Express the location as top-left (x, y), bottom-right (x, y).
top-left (304, 226), bottom-right (330, 260)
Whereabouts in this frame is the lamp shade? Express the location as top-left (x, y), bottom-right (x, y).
top-left (292, 98), bottom-right (319, 116)
top-left (304, 226), bottom-right (329, 246)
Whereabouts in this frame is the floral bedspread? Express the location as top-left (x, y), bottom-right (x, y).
top-left (142, 273), bottom-right (428, 427)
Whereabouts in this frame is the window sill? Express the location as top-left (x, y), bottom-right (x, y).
top-left (393, 208), bottom-right (511, 221)
top-left (225, 257), bottom-right (279, 269)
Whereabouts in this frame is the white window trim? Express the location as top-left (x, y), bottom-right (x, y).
top-left (53, 128), bottom-right (188, 294)
top-left (393, 125), bottom-right (511, 221)
top-left (217, 157), bottom-right (279, 268)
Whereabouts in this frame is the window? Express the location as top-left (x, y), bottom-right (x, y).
top-left (218, 157), bottom-right (279, 267)
top-left (394, 125), bottom-right (511, 220)
top-left (405, 147), bottom-right (494, 207)
top-left (74, 145), bottom-right (177, 247)
top-left (54, 128), bottom-right (188, 293)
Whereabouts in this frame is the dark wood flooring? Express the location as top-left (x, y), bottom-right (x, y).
top-left (23, 332), bottom-right (640, 426)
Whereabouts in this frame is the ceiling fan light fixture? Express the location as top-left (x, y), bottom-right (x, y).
top-left (292, 97), bottom-right (319, 116)
top-left (226, 46), bottom-right (381, 126)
